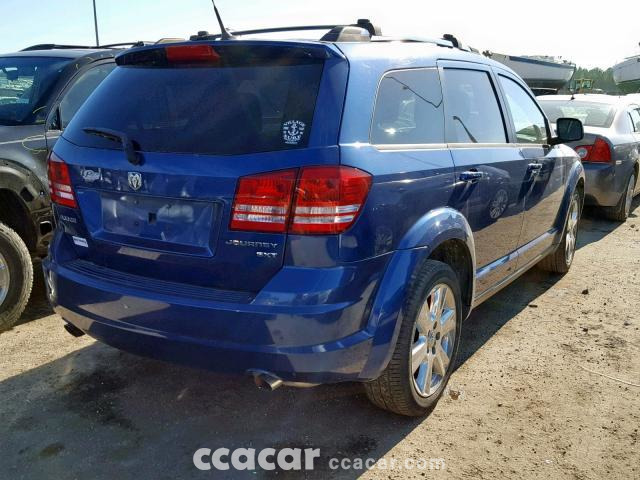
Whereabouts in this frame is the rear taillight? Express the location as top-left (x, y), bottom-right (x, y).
top-left (575, 138), bottom-right (612, 163)
top-left (290, 166), bottom-right (372, 234)
top-left (47, 152), bottom-right (77, 208)
top-left (230, 169), bottom-right (297, 233)
top-left (230, 166), bottom-right (372, 235)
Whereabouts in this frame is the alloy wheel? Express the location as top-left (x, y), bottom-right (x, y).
top-left (565, 196), bottom-right (579, 266)
top-left (411, 283), bottom-right (457, 397)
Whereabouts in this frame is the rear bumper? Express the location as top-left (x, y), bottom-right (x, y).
top-left (583, 163), bottom-right (625, 207)
top-left (43, 236), bottom-right (395, 384)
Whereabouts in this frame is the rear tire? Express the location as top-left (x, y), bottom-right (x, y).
top-left (364, 260), bottom-right (462, 416)
top-left (0, 223), bottom-right (33, 332)
top-left (603, 173), bottom-right (635, 222)
top-left (538, 190), bottom-right (581, 274)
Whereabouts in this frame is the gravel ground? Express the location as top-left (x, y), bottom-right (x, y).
top-left (1, 201), bottom-right (639, 480)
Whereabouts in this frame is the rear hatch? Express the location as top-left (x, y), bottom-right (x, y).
top-left (55, 41), bottom-right (348, 292)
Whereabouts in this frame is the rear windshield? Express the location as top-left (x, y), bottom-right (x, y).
top-left (64, 58), bottom-right (324, 155)
top-left (0, 56), bottom-right (71, 126)
top-left (539, 100), bottom-right (616, 128)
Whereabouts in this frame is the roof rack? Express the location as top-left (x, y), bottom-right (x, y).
top-left (190, 19), bottom-right (382, 41)
top-left (21, 42), bottom-right (152, 52)
top-left (188, 19), bottom-right (476, 52)
top-left (440, 34), bottom-right (477, 53)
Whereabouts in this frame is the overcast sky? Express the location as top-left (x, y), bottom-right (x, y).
top-left (2, 0), bottom-right (638, 68)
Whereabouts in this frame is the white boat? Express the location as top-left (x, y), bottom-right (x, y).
top-left (484, 52), bottom-right (575, 90)
top-left (612, 54), bottom-right (640, 94)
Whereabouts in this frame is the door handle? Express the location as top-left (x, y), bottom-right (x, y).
top-left (528, 163), bottom-right (543, 172)
top-left (460, 171), bottom-right (483, 183)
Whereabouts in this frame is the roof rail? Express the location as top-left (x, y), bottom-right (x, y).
top-left (191, 25), bottom-right (335, 41)
top-left (98, 41), bottom-right (152, 48)
top-left (21, 44), bottom-right (93, 51)
top-left (190, 19), bottom-right (382, 41)
top-left (21, 42), bottom-right (151, 52)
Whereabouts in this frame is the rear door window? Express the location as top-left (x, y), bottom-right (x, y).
top-left (59, 63), bottom-right (115, 128)
top-left (370, 68), bottom-right (444, 145)
top-left (441, 68), bottom-right (506, 144)
top-left (64, 56), bottom-right (324, 155)
top-left (498, 75), bottom-right (548, 144)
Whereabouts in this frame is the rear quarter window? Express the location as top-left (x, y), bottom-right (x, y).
top-left (370, 68), bottom-right (444, 145)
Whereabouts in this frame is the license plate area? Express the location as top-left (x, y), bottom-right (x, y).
top-left (78, 189), bottom-right (221, 256)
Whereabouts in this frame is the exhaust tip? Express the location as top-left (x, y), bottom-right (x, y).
top-left (63, 322), bottom-right (85, 338)
top-left (249, 370), bottom-right (284, 391)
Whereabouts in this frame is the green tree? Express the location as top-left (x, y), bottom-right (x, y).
top-left (568, 67), bottom-right (620, 94)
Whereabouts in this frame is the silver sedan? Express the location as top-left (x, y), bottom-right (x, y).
top-left (539, 94), bottom-right (640, 221)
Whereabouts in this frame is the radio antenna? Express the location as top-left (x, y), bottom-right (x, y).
top-left (211, 1), bottom-right (233, 40)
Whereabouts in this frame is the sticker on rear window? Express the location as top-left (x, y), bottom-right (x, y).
top-left (282, 120), bottom-right (306, 145)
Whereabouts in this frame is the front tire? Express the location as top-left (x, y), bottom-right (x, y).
top-left (538, 190), bottom-right (581, 274)
top-left (0, 223), bottom-right (33, 332)
top-left (364, 260), bottom-right (462, 416)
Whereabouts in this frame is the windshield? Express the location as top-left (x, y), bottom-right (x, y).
top-left (539, 100), bottom-right (616, 128)
top-left (64, 59), bottom-right (324, 155)
top-left (0, 56), bottom-right (71, 126)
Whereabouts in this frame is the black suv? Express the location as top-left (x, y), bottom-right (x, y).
top-left (0, 45), bottom-right (120, 330)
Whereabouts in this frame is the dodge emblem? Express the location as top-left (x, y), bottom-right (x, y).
top-left (128, 172), bottom-right (143, 191)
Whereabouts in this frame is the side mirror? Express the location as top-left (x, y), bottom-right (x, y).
top-left (550, 117), bottom-right (584, 145)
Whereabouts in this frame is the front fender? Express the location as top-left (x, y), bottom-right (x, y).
top-left (359, 207), bottom-right (476, 380)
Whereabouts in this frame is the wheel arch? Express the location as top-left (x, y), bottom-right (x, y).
top-left (0, 164), bottom-right (42, 251)
top-left (398, 207), bottom-right (476, 315)
top-left (359, 207), bottom-right (476, 380)
top-left (0, 188), bottom-right (37, 252)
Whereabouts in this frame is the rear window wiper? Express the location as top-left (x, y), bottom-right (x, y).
top-left (83, 127), bottom-right (142, 165)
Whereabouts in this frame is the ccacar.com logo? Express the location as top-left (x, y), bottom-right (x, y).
top-left (193, 447), bottom-right (320, 471)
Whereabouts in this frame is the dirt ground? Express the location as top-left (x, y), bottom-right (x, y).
top-left (1, 201), bottom-right (639, 480)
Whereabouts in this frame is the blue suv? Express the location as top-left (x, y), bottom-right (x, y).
top-left (43, 22), bottom-right (585, 416)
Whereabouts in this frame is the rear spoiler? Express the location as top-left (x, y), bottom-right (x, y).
top-left (116, 42), bottom-right (341, 67)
